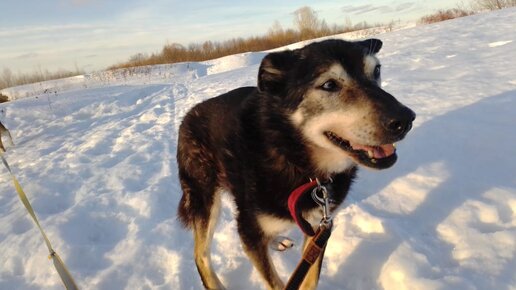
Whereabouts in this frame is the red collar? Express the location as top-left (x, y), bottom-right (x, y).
top-left (287, 179), bottom-right (319, 236)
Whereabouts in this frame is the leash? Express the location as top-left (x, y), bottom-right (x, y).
top-left (1, 152), bottom-right (79, 290)
top-left (285, 178), bottom-right (334, 290)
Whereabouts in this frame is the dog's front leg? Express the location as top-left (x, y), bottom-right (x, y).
top-left (298, 235), bottom-right (327, 290)
top-left (237, 215), bottom-right (284, 290)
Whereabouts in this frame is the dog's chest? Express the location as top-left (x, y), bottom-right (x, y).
top-left (257, 208), bottom-right (324, 237)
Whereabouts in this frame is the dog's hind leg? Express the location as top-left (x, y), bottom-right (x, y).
top-left (237, 216), bottom-right (284, 290)
top-left (177, 169), bottom-right (225, 288)
top-left (192, 190), bottom-right (225, 290)
top-left (298, 235), bottom-right (327, 290)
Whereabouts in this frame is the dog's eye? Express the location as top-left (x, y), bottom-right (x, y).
top-left (320, 80), bottom-right (340, 92)
top-left (373, 65), bottom-right (381, 79)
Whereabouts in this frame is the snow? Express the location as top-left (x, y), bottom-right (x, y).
top-left (1, 8), bottom-right (516, 290)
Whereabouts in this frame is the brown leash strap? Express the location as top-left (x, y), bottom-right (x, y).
top-left (1, 152), bottom-right (79, 290)
top-left (284, 224), bottom-right (332, 290)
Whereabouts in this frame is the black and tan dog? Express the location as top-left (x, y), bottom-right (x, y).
top-left (0, 122), bottom-right (14, 152)
top-left (177, 39), bottom-right (415, 290)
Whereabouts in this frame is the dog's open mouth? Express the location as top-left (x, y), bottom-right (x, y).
top-left (324, 131), bottom-right (398, 169)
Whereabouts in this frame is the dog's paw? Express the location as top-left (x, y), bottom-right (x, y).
top-left (269, 236), bottom-right (294, 251)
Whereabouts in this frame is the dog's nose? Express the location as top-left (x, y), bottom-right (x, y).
top-left (384, 108), bottom-right (416, 137)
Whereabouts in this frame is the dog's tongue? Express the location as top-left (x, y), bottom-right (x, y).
top-left (350, 143), bottom-right (395, 159)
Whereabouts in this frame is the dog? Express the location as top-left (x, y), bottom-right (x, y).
top-left (177, 38), bottom-right (415, 290)
top-left (0, 122), bottom-right (14, 152)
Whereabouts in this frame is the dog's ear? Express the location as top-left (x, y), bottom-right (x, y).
top-left (357, 38), bottom-right (383, 54)
top-left (258, 50), bottom-right (299, 94)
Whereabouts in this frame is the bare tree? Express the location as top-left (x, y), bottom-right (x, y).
top-left (1, 68), bottom-right (13, 88)
top-left (293, 6), bottom-right (321, 37)
top-left (268, 20), bottom-right (284, 35)
top-left (129, 53), bottom-right (147, 64)
top-left (344, 16), bottom-right (353, 30)
top-left (472, 0), bottom-right (516, 10)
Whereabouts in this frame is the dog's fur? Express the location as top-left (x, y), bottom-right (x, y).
top-left (0, 122), bottom-right (13, 152)
top-left (177, 39), bottom-right (415, 290)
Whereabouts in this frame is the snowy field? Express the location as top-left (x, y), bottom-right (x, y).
top-left (1, 8), bottom-right (515, 290)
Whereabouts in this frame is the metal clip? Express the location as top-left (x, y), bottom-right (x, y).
top-left (311, 179), bottom-right (333, 227)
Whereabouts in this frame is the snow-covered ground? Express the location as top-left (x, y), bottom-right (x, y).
top-left (1, 8), bottom-right (515, 290)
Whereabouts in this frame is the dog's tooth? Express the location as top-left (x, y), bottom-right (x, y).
top-left (367, 150), bottom-right (374, 158)
top-left (371, 158), bottom-right (377, 163)
top-left (393, 143), bottom-right (397, 148)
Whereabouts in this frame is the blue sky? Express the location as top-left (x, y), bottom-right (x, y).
top-left (0, 0), bottom-right (459, 74)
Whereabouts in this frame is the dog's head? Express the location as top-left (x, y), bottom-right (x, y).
top-left (257, 39), bottom-right (415, 172)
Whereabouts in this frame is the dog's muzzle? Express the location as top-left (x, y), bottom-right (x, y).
top-left (381, 106), bottom-right (416, 140)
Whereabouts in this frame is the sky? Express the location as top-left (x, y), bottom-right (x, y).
top-left (0, 0), bottom-right (460, 74)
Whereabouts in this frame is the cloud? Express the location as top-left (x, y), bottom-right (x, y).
top-left (396, 2), bottom-right (416, 12)
top-left (0, 24), bottom-right (106, 38)
top-left (341, 2), bottom-right (416, 15)
top-left (341, 4), bottom-right (392, 15)
top-left (70, 0), bottom-right (97, 7)
top-left (16, 53), bottom-right (39, 59)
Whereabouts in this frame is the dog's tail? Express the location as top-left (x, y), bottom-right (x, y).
top-left (177, 192), bottom-right (193, 229)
